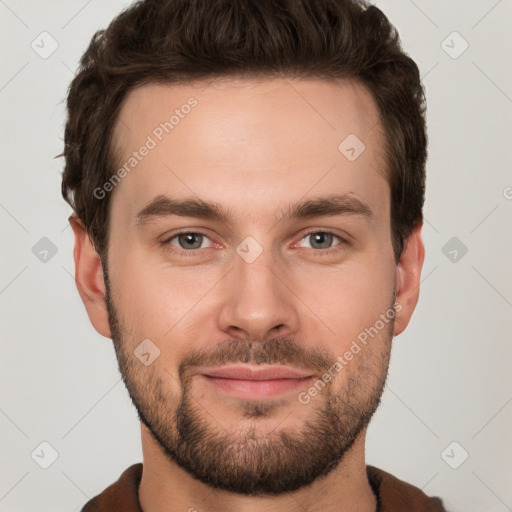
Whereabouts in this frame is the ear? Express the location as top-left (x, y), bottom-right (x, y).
top-left (393, 223), bottom-right (425, 336)
top-left (69, 215), bottom-right (112, 338)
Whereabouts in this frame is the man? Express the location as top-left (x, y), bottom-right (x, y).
top-left (61, 0), bottom-right (446, 510)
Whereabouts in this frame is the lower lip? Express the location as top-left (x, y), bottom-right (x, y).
top-left (201, 375), bottom-right (315, 399)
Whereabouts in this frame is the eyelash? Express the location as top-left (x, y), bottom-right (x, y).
top-left (161, 229), bottom-right (348, 258)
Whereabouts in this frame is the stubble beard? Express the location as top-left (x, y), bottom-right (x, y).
top-left (105, 278), bottom-right (394, 496)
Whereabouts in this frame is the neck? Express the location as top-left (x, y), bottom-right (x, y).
top-left (138, 424), bottom-right (377, 512)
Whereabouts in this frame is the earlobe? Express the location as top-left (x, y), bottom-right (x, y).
top-left (69, 214), bottom-right (112, 338)
top-left (393, 223), bottom-right (425, 336)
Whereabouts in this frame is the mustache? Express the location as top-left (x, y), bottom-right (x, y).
top-left (178, 337), bottom-right (335, 383)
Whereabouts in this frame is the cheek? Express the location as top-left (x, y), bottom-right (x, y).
top-left (293, 259), bottom-right (395, 348)
top-left (109, 250), bottom-right (221, 345)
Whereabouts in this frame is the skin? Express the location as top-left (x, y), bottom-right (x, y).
top-left (70, 77), bottom-right (425, 512)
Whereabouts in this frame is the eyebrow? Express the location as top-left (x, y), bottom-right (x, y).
top-left (135, 193), bottom-right (373, 226)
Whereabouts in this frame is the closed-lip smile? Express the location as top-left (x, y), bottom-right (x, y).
top-left (199, 365), bottom-right (316, 399)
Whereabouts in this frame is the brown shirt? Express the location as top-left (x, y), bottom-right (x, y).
top-left (81, 463), bottom-right (447, 511)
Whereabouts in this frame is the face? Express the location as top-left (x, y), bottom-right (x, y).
top-left (75, 77), bottom-right (422, 496)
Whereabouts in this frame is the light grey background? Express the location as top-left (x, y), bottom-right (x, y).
top-left (1, 1), bottom-right (511, 511)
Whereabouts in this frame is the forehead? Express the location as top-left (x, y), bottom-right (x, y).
top-left (110, 77), bottom-right (388, 224)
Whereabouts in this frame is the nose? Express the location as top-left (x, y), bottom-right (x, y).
top-left (217, 246), bottom-right (300, 342)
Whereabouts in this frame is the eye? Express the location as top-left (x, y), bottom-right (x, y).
top-left (296, 231), bottom-right (346, 253)
top-left (165, 232), bottom-right (214, 252)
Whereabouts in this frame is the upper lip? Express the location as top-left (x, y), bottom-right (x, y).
top-left (201, 365), bottom-right (315, 381)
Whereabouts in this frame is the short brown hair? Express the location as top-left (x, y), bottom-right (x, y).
top-left (61, 0), bottom-right (427, 262)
